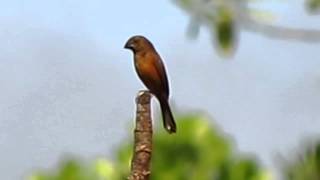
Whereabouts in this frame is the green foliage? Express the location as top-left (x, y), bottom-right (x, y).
top-left (29, 158), bottom-right (115, 180)
top-left (30, 114), bottom-right (270, 180)
top-left (283, 142), bottom-right (320, 180)
top-left (173, 0), bottom-right (320, 57)
top-left (306, 0), bottom-right (320, 12)
top-left (114, 114), bottom-right (267, 180)
top-left (214, 7), bottom-right (236, 56)
top-left (172, 0), bottom-right (246, 57)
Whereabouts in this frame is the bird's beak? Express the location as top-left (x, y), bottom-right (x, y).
top-left (124, 41), bottom-right (134, 49)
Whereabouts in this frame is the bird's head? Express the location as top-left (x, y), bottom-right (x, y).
top-left (124, 35), bottom-right (154, 53)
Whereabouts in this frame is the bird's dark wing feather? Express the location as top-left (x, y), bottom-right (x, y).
top-left (153, 53), bottom-right (170, 98)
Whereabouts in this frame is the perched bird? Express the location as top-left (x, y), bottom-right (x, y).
top-left (124, 35), bottom-right (176, 133)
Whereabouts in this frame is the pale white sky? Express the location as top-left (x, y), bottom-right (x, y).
top-left (0, 0), bottom-right (319, 179)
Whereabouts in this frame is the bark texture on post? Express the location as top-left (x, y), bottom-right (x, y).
top-left (128, 91), bottom-right (153, 180)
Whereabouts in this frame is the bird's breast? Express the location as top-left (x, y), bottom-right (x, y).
top-left (134, 54), bottom-right (162, 89)
top-left (135, 58), bottom-right (157, 77)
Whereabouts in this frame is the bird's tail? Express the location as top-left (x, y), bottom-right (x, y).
top-left (159, 98), bottom-right (176, 133)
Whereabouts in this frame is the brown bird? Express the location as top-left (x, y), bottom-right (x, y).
top-left (124, 35), bottom-right (176, 133)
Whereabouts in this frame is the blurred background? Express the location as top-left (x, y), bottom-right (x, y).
top-left (0, 0), bottom-right (320, 179)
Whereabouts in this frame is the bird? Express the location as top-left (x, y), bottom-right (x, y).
top-left (124, 35), bottom-right (176, 133)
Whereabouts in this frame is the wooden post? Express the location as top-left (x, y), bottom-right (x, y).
top-left (128, 91), bottom-right (153, 180)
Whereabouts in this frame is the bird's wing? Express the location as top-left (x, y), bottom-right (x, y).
top-left (153, 53), bottom-right (170, 98)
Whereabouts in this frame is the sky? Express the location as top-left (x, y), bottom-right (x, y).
top-left (0, 0), bottom-right (319, 179)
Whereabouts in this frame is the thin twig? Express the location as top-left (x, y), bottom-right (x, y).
top-left (128, 90), bottom-right (153, 180)
top-left (243, 17), bottom-right (320, 43)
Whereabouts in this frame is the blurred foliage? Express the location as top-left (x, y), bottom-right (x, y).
top-left (283, 141), bottom-right (320, 180)
top-left (172, 0), bottom-right (320, 57)
top-left (115, 114), bottom-right (269, 180)
top-left (214, 7), bottom-right (236, 56)
top-left (29, 114), bottom-right (272, 180)
top-left (306, 0), bottom-right (320, 13)
top-left (174, 0), bottom-right (242, 56)
top-left (29, 158), bottom-right (116, 180)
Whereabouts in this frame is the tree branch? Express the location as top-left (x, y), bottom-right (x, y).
top-left (128, 90), bottom-right (153, 180)
top-left (243, 17), bottom-right (320, 43)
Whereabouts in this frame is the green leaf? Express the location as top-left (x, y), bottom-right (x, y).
top-left (214, 7), bottom-right (236, 56)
